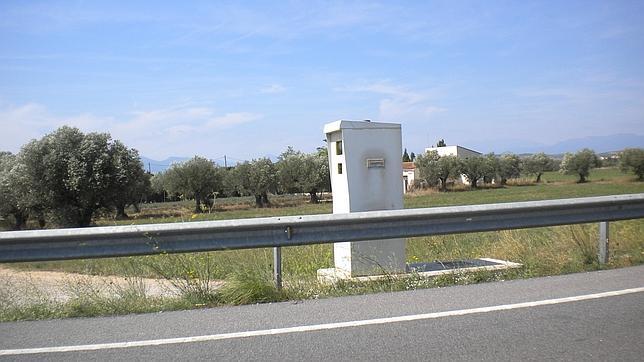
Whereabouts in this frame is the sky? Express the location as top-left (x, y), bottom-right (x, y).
top-left (1, 0), bottom-right (643, 162)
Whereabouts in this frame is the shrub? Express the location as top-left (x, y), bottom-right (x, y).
top-left (560, 149), bottom-right (601, 183)
top-left (619, 148), bottom-right (644, 181)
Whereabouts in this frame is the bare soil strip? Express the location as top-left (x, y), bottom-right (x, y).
top-left (0, 266), bottom-right (202, 304)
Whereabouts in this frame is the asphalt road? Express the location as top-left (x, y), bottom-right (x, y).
top-left (1, 265), bottom-right (643, 361)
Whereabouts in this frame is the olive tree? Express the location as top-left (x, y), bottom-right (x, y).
top-left (482, 153), bottom-right (500, 184)
top-left (0, 152), bottom-right (32, 229)
top-left (277, 147), bottom-right (330, 203)
top-left (276, 147), bottom-right (304, 194)
top-left (248, 158), bottom-right (278, 207)
top-left (414, 150), bottom-right (440, 187)
top-left (414, 151), bottom-right (461, 191)
top-left (149, 172), bottom-right (170, 202)
top-left (164, 156), bottom-right (222, 213)
top-left (560, 148), bottom-right (601, 183)
top-left (523, 153), bottom-right (555, 183)
top-left (20, 127), bottom-right (119, 227)
top-left (229, 158), bottom-right (277, 208)
top-left (497, 153), bottom-right (522, 185)
top-left (8, 127), bottom-right (151, 227)
top-left (461, 155), bottom-right (491, 188)
top-left (108, 141), bottom-right (151, 219)
top-left (299, 150), bottom-right (330, 203)
top-left (222, 164), bottom-right (245, 198)
top-left (619, 148), bottom-right (644, 181)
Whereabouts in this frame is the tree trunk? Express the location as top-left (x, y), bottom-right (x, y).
top-left (37, 212), bottom-right (46, 229)
top-left (439, 177), bottom-right (447, 192)
top-left (261, 193), bottom-right (270, 207)
top-left (194, 195), bottom-right (202, 213)
top-left (255, 194), bottom-right (263, 208)
top-left (578, 173), bottom-right (586, 183)
top-left (471, 178), bottom-right (478, 188)
top-left (535, 173), bottom-right (542, 183)
top-left (78, 210), bottom-right (93, 227)
top-left (13, 211), bottom-right (28, 230)
top-left (115, 204), bottom-right (129, 220)
top-left (309, 189), bottom-right (319, 203)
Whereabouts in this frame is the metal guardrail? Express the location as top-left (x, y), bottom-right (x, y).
top-left (1, 194), bottom-right (643, 264)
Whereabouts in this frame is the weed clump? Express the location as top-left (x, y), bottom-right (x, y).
top-left (219, 270), bottom-right (285, 305)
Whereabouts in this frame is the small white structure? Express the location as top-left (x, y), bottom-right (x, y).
top-left (424, 145), bottom-right (481, 158)
top-left (323, 120), bottom-right (406, 277)
top-left (402, 162), bottom-right (417, 193)
top-left (424, 145), bottom-right (482, 185)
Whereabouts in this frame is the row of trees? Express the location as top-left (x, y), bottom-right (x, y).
top-left (1, 127), bottom-right (332, 229)
top-left (415, 147), bottom-right (644, 190)
top-left (0, 127), bottom-right (149, 229)
top-left (414, 151), bottom-right (558, 190)
top-left (3, 126), bottom-right (641, 229)
top-left (151, 147), bottom-right (331, 213)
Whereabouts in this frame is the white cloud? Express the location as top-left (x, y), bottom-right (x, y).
top-left (260, 84), bottom-right (286, 94)
top-left (379, 100), bottom-right (446, 120)
top-left (0, 103), bottom-right (51, 152)
top-left (130, 106), bottom-right (214, 125)
top-left (206, 112), bottom-right (262, 129)
top-left (114, 106), bottom-right (263, 158)
top-left (0, 103), bottom-right (263, 159)
top-left (338, 82), bottom-right (446, 121)
top-left (0, 103), bottom-right (116, 151)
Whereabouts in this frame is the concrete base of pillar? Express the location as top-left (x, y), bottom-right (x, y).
top-left (333, 238), bottom-right (406, 277)
top-left (317, 258), bottom-right (522, 284)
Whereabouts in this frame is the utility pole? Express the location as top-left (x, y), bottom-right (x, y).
top-left (148, 162), bottom-right (151, 174)
top-left (224, 155), bottom-right (227, 168)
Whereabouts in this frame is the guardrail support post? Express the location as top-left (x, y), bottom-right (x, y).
top-left (598, 221), bottom-right (609, 264)
top-left (273, 246), bottom-right (282, 290)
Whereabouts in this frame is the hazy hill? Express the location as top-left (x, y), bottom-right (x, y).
top-left (538, 134), bottom-right (644, 154)
top-left (476, 133), bottom-right (644, 155)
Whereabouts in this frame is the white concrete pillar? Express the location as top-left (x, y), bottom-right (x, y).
top-left (324, 120), bottom-right (406, 277)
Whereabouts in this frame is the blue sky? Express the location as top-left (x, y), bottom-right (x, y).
top-left (1, 0), bottom-right (642, 161)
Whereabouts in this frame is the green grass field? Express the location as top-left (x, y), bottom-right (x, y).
top-left (87, 168), bottom-right (642, 226)
top-left (539, 167), bottom-right (629, 183)
top-left (2, 167), bottom-right (643, 321)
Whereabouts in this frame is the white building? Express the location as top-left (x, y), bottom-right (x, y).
top-left (402, 162), bottom-right (417, 193)
top-left (424, 145), bottom-right (481, 158)
top-left (423, 145), bottom-right (482, 185)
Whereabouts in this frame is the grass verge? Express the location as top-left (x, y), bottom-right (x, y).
top-left (2, 219), bottom-right (641, 322)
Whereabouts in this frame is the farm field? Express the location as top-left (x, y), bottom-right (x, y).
top-left (1, 167), bottom-right (643, 321)
top-left (95, 168), bottom-right (642, 225)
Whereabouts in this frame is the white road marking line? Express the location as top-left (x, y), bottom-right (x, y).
top-left (1, 287), bottom-right (642, 356)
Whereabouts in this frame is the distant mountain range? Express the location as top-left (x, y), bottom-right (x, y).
top-left (472, 133), bottom-right (644, 155)
top-left (524, 134), bottom-right (643, 154)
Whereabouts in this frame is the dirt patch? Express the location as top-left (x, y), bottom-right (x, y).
top-left (0, 266), bottom-right (221, 305)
